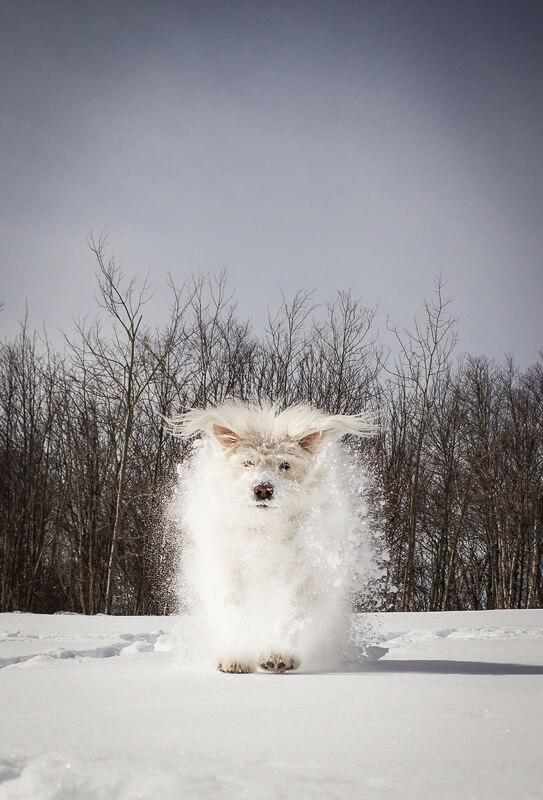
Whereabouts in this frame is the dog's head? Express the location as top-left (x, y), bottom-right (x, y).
top-left (168, 402), bottom-right (378, 517)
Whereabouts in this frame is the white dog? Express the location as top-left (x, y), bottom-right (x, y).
top-left (168, 402), bottom-right (378, 674)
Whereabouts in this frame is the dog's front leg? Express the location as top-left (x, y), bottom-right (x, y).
top-left (257, 570), bottom-right (308, 674)
top-left (213, 562), bottom-right (256, 674)
top-left (258, 615), bottom-right (302, 673)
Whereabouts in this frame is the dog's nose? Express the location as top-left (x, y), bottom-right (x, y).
top-left (254, 483), bottom-right (274, 501)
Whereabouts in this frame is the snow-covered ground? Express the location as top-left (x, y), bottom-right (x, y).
top-left (0, 609), bottom-right (542, 799)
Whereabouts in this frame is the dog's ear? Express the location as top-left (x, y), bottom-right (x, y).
top-left (297, 412), bottom-right (379, 451)
top-left (213, 425), bottom-right (240, 448)
top-left (298, 431), bottom-right (324, 452)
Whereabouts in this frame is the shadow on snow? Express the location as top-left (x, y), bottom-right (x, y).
top-left (304, 659), bottom-right (543, 676)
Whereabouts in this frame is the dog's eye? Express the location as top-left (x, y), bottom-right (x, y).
top-left (243, 460), bottom-right (255, 468)
top-left (279, 461), bottom-right (291, 471)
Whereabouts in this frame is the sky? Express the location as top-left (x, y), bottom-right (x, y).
top-left (1, 0), bottom-right (542, 365)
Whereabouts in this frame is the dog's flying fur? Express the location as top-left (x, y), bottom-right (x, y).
top-left (168, 401), bottom-right (378, 673)
top-left (168, 402), bottom-right (378, 445)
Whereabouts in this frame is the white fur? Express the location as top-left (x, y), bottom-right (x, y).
top-left (167, 402), bottom-right (379, 673)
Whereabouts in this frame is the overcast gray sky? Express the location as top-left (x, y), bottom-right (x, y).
top-left (1, 0), bottom-right (542, 365)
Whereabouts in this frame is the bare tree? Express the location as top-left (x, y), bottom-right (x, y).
top-left (310, 291), bottom-right (380, 414)
top-left (384, 279), bottom-right (457, 610)
top-left (67, 235), bottom-right (187, 613)
top-left (264, 290), bottom-right (315, 405)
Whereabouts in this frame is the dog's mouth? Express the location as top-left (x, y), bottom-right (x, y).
top-left (254, 500), bottom-right (279, 511)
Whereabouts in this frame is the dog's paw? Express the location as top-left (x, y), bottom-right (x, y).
top-left (259, 653), bottom-right (300, 673)
top-left (217, 660), bottom-right (255, 674)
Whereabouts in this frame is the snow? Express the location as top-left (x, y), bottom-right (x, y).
top-left (0, 610), bottom-right (542, 799)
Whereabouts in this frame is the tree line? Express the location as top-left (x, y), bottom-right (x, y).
top-left (1, 240), bottom-right (541, 613)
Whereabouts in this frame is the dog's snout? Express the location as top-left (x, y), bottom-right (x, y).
top-left (254, 483), bottom-right (274, 502)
